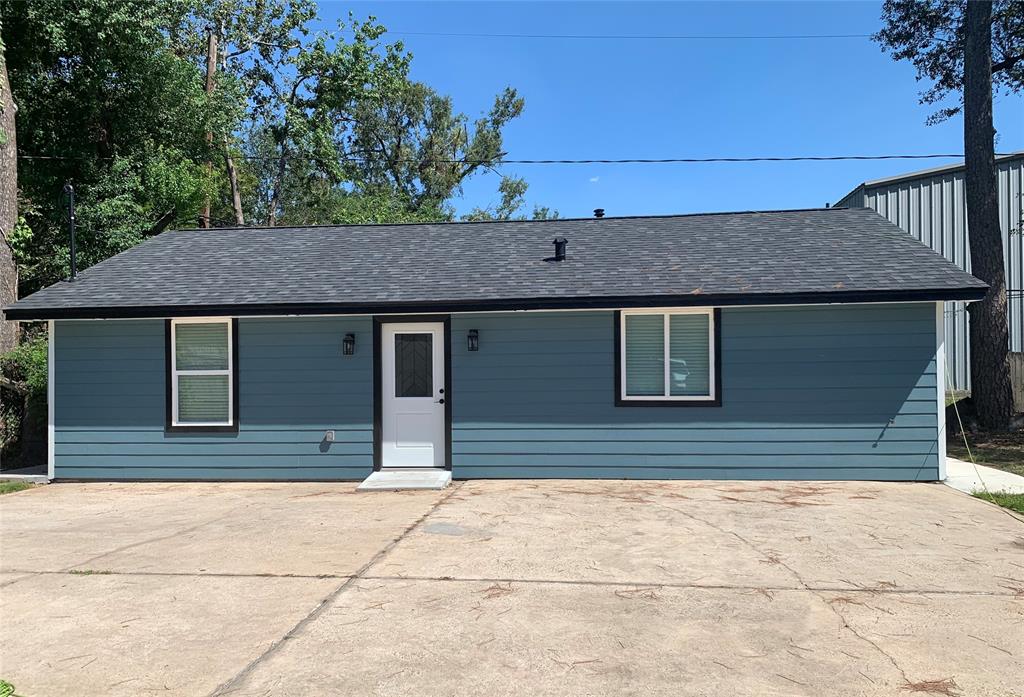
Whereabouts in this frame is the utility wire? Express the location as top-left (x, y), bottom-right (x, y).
top-left (16, 153), bottom-right (996, 165)
top-left (340, 29), bottom-right (873, 41)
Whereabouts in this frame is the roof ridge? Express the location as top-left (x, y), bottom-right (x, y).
top-left (168, 206), bottom-right (856, 234)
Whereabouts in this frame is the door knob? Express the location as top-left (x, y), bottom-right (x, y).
top-left (435, 398), bottom-right (445, 404)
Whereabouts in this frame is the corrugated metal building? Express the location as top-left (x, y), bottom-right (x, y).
top-left (835, 152), bottom-right (1023, 390)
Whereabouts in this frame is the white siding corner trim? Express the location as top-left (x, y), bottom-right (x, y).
top-left (47, 319), bottom-right (55, 480)
top-left (936, 302), bottom-right (947, 481)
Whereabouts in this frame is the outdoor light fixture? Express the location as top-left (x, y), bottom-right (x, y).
top-left (467, 329), bottom-right (479, 352)
top-left (343, 333), bottom-right (355, 355)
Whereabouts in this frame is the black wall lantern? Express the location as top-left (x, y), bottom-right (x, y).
top-left (467, 329), bottom-right (479, 352)
top-left (342, 333), bottom-right (355, 355)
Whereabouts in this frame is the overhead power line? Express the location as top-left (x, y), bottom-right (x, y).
top-left (443, 154), bottom-right (972, 164)
top-left (341, 29), bottom-right (873, 41)
top-left (17, 153), bottom-right (993, 165)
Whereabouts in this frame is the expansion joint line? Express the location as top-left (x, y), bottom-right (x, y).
top-left (208, 483), bottom-right (464, 697)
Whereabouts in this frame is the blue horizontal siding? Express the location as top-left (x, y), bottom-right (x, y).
top-left (53, 302), bottom-right (941, 481)
top-left (54, 317), bottom-right (374, 479)
top-left (450, 304), bottom-right (940, 480)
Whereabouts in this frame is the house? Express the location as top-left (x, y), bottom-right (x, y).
top-left (3, 207), bottom-right (987, 483)
top-left (834, 151), bottom-right (1023, 391)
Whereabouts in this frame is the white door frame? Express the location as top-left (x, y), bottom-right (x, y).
top-left (374, 317), bottom-right (450, 470)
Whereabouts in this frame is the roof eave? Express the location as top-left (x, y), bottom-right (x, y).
top-left (2, 286), bottom-right (989, 321)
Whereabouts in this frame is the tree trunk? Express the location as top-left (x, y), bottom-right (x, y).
top-left (200, 28), bottom-right (218, 229)
top-left (0, 31), bottom-right (19, 354)
top-left (964, 0), bottom-right (1014, 429)
top-left (267, 148), bottom-right (287, 227)
top-left (224, 137), bottom-right (244, 225)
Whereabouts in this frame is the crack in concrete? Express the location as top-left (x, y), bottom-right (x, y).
top-left (74, 507), bottom-right (256, 572)
top-left (356, 574), bottom-right (1020, 598)
top-left (0, 573), bottom-right (35, 589)
top-left (207, 483), bottom-right (464, 697)
top-left (1, 567), bottom-right (1016, 598)
top-left (0, 504), bottom-right (255, 589)
top-left (2, 569), bottom-right (354, 580)
top-left (824, 599), bottom-right (910, 684)
top-left (648, 499), bottom-right (914, 686)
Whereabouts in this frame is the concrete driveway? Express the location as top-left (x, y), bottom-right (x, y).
top-left (1, 480), bottom-right (1021, 696)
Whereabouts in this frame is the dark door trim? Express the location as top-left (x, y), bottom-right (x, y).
top-left (372, 315), bottom-right (452, 471)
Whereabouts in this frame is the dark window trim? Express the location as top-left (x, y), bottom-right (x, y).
top-left (372, 315), bottom-right (452, 471)
top-left (614, 308), bottom-right (722, 407)
top-left (164, 317), bottom-right (240, 433)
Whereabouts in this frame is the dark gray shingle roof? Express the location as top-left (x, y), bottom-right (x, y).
top-left (4, 207), bottom-right (987, 319)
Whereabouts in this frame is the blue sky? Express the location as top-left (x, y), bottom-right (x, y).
top-left (323, 1), bottom-right (1023, 219)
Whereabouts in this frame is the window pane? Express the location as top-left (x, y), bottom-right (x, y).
top-left (669, 314), bottom-right (711, 396)
top-left (625, 314), bottom-right (664, 396)
top-left (395, 333), bottom-right (433, 397)
top-left (178, 374), bottom-right (229, 423)
top-left (176, 323), bottom-right (228, 370)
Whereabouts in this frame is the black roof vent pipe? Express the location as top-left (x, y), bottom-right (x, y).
top-left (593, 208), bottom-right (605, 218)
top-left (552, 237), bottom-right (568, 261)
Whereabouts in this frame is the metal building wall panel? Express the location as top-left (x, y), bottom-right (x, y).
top-left (846, 154), bottom-right (1024, 391)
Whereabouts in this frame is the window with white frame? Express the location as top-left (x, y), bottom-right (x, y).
top-left (171, 318), bottom-right (234, 426)
top-left (619, 308), bottom-right (717, 402)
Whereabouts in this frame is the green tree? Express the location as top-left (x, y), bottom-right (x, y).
top-left (875, 1), bottom-right (1024, 124)
top-left (462, 176), bottom-right (559, 222)
top-left (347, 82), bottom-right (526, 215)
top-left (2, 0), bottom-right (546, 293)
top-left (875, 0), bottom-right (1023, 429)
top-left (240, 16), bottom-right (405, 225)
top-left (2, 0), bottom-right (215, 295)
top-left (181, 0), bottom-right (318, 226)
top-left (234, 12), bottom-right (538, 227)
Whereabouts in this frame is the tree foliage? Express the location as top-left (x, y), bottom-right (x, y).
top-left (0, 0), bottom-right (545, 296)
top-left (2, 0), bottom-right (214, 295)
top-left (874, 0), bottom-right (1024, 123)
top-left (462, 176), bottom-right (559, 222)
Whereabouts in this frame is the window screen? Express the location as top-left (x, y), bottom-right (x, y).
top-left (624, 314), bottom-right (664, 396)
top-left (669, 313), bottom-right (710, 396)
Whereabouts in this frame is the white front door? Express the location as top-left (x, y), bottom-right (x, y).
top-left (381, 322), bottom-right (446, 468)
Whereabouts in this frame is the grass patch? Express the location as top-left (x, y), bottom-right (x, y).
top-left (945, 390), bottom-right (969, 407)
top-left (972, 491), bottom-right (1024, 514)
top-left (0, 481), bottom-right (35, 495)
top-left (0, 678), bottom-right (24, 697)
top-left (948, 429), bottom-right (1024, 478)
